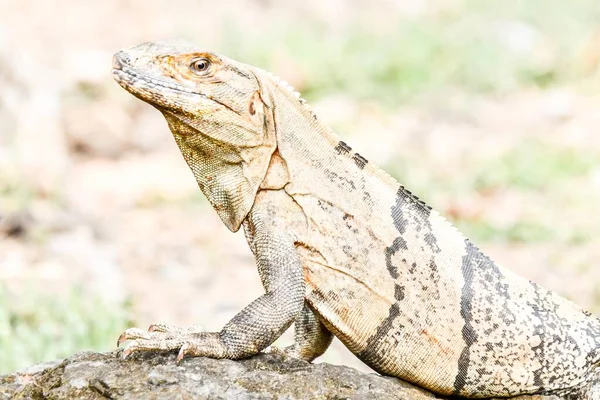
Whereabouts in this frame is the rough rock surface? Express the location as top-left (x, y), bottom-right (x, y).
top-left (0, 351), bottom-right (562, 399)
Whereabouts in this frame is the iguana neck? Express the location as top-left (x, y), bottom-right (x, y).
top-left (257, 69), bottom-right (347, 173)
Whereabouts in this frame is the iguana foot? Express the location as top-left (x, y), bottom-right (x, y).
top-left (117, 323), bottom-right (228, 362)
top-left (117, 323), bottom-right (204, 346)
top-left (263, 344), bottom-right (319, 362)
top-left (280, 344), bottom-right (309, 359)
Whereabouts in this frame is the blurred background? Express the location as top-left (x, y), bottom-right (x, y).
top-left (1, 0), bottom-right (600, 375)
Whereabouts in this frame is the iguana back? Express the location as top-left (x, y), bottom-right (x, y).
top-left (262, 83), bottom-right (600, 396)
top-left (113, 41), bottom-right (600, 398)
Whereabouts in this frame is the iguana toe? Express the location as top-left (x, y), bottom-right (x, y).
top-left (117, 327), bottom-right (150, 346)
top-left (148, 323), bottom-right (204, 334)
top-left (117, 325), bottom-right (229, 360)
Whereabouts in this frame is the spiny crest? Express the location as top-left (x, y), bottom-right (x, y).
top-left (263, 69), bottom-right (314, 108)
top-left (261, 67), bottom-right (465, 241)
top-left (261, 69), bottom-right (342, 138)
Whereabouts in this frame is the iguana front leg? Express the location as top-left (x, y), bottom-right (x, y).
top-left (117, 215), bottom-right (305, 361)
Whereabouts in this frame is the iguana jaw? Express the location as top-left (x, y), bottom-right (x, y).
top-left (112, 41), bottom-right (278, 232)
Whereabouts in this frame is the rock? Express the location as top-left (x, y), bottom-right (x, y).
top-left (0, 351), bottom-right (562, 399)
top-left (0, 210), bottom-right (33, 238)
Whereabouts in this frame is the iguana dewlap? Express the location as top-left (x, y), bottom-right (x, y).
top-left (112, 41), bottom-right (600, 398)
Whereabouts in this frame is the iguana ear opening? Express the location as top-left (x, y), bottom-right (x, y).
top-left (252, 72), bottom-right (273, 110)
top-left (248, 91), bottom-right (267, 128)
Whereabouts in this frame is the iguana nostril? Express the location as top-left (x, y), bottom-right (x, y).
top-left (112, 52), bottom-right (125, 69)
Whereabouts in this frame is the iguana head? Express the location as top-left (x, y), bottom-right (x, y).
top-left (113, 41), bottom-right (277, 231)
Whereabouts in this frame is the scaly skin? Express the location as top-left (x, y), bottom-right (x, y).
top-left (112, 41), bottom-right (600, 398)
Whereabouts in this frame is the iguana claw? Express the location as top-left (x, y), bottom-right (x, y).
top-left (176, 343), bottom-right (191, 363)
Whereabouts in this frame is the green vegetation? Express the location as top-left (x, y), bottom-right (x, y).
top-left (221, 0), bottom-right (600, 104)
top-left (473, 141), bottom-right (599, 191)
top-left (0, 284), bottom-right (132, 374)
top-left (457, 219), bottom-right (555, 244)
top-left (384, 140), bottom-right (600, 245)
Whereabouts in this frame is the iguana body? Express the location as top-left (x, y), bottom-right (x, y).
top-left (112, 41), bottom-right (600, 398)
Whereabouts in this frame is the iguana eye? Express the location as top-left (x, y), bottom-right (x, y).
top-left (190, 58), bottom-right (211, 75)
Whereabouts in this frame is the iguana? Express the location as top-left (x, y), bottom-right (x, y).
top-left (112, 40), bottom-right (600, 399)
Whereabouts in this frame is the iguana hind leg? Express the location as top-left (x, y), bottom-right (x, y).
top-left (117, 217), bottom-right (305, 361)
top-left (283, 302), bottom-right (333, 362)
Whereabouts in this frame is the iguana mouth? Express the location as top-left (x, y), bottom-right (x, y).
top-left (113, 68), bottom-right (195, 94)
